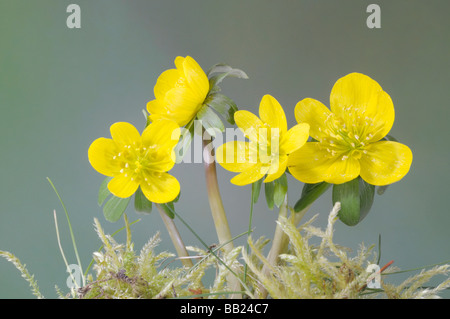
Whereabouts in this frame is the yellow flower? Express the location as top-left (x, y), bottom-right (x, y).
top-left (88, 120), bottom-right (181, 203)
top-left (147, 56), bottom-right (210, 127)
top-left (216, 94), bottom-right (310, 186)
top-left (288, 73), bottom-right (413, 186)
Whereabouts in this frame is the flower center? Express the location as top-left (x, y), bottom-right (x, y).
top-left (250, 124), bottom-right (281, 165)
top-left (112, 142), bottom-right (165, 183)
top-left (319, 115), bottom-right (368, 160)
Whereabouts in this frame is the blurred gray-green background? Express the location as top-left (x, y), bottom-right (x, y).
top-left (1, 1), bottom-right (449, 298)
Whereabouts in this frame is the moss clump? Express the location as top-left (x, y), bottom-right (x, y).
top-left (2, 204), bottom-right (449, 299)
top-left (65, 214), bottom-right (243, 299)
top-left (243, 203), bottom-right (450, 299)
top-left (76, 216), bottom-right (208, 299)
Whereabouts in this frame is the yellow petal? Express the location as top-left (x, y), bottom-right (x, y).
top-left (359, 141), bottom-right (413, 186)
top-left (280, 123), bottom-right (310, 155)
top-left (148, 56), bottom-right (208, 127)
top-left (323, 155), bottom-right (361, 184)
top-left (216, 141), bottom-right (255, 172)
top-left (174, 56), bottom-right (185, 70)
top-left (181, 56), bottom-right (209, 99)
top-left (163, 87), bottom-right (202, 126)
top-left (234, 110), bottom-right (264, 143)
top-left (140, 172), bottom-right (180, 203)
top-left (294, 98), bottom-right (333, 141)
top-left (287, 142), bottom-right (334, 184)
top-left (288, 141), bottom-right (360, 184)
top-left (153, 69), bottom-right (180, 100)
top-left (164, 87), bottom-right (198, 110)
top-left (110, 122), bottom-right (141, 147)
top-left (147, 109), bottom-right (193, 128)
top-left (88, 138), bottom-right (119, 176)
top-left (264, 156), bottom-right (287, 183)
top-left (330, 73), bottom-right (395, 142)
top-left (142, 119), bottom-right (180, 151)
top-left (258, 95), bottom-right (287, 134)
top-left (140, 120), bottom-right (180, 172)
top-left (147, 99), bottom-right (169, 119)
top-left (230, 163), bottom-right (270, 186)
top-left (108, 174), bottom-right (139, 198)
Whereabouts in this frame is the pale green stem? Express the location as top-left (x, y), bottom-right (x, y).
top-left (163, 204), bottom-right (253, 297)
top-left (53, 210), bottom-right (80, 291)
top-left (156, 204), bottom-right (194, 268)
top-left (291, 204), bottom-right (311, 227)
top-left (258, 196), bottom-right (311, 298)
top-left (202, 135), bottom-right (233, 249)
top-left (243, 186), bottom-right (255, 284)
top-left (202, 130), bottom-right (242, 299)
top-left (47, 177), bottom-right (85, 287)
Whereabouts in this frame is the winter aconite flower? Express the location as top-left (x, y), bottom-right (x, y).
top-left (147, 56), bottom-right (210, 127)
top-left (288, 73), bottom-right (412, 186)
top-left (216, 94), bottom-right (310, 186)
top-left (88, 120), bottom-right (181, 203)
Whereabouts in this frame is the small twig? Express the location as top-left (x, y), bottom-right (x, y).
top-left (359, 260), bottom-right (394, 292)
top-left (380, 260), bottom-right (394, 273)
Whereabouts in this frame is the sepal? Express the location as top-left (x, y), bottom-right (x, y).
top-left (294, 182), bottom-right (330, 213)
top-left (159, 202), bottom-right (175, 219)
top-left (134, 187), bottom-right (152, 214)
top-left (97, 176), bottom-right (131, 222)
top-left (197, 62), bottom-right (248, 132)
top-left (196, 104), bottom-right (225, 137)
top-left (332, 177), bottom-right (375, 226)
top-left (204, 92), bottom-right (238, 125)
top-left (98, 176), bottom-right (113, 206)
top-left (273, 173), bottom-right (288, 208)
top-left (264, 181), bottom-right (275, 210)
top-left (103, 195), bottom-right (131, 223)
top-left (206, 63), bottom-right (249, 89)
top-left (252, 179), bottom-right (263, 204)
top-left (264, 173), bottom-right (288, 210)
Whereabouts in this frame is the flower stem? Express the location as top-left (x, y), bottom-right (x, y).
top-left (243, 186), bottom-right (255, 284)
top-left (156, 204), bottom-right (194, 268)
top-left (47, 177), bottom-right (85, 287)
top-left (258, 195), bottom-right (310, 298)
top-left (202, 133), bottom-right (233, 249)
top-left (202, 129), bottom-right (242, 298)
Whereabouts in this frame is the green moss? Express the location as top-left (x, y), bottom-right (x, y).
top-left (242, 203), bottom-right (450, 299)
top-left (2, 204), bottom-right (449, 299)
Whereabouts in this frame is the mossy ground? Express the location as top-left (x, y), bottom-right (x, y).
top-left (2, 203), bottom-right (449, 299)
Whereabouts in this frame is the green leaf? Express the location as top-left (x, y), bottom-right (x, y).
top-left (204, 92), bottom-right (238, 125)
top-left (332, 178), bottom-right (360, 226)
top-left (207, 63), bottom-right (249, 87)
top-left (134, 187), bottom-right (152, 214)
top-left (377, 185), bottom-right (389, 195)
top-left (103, 195), bottom-right (131, 222)
top-left (252, 179), bottom-right (263, 204)
top-left (294, 182), bottom-right (330, 212)
top-left (172, 191), bottom-right (181, 203)
top-left (159, 202), bottom-right (175, 219)
top-left (98, 176), bottom-right (113, 206)
top-left (358, 178), bottom-right (375, 221)
top-left (142, 109), bottom-right (151, 128)
top-left (196, 104), bottom-right (225, 137)
top-left (382, 134), bottom-right (398, 142)
top-left (264, 181), bottom-right (275, 210)
top-left (332, 177), bottom-right (376, 226)
top-left (273, 173), bottom-right (288, 208)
